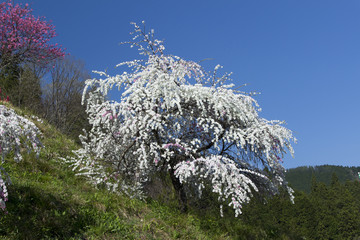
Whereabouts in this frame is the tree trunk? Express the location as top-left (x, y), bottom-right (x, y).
top-left (169, 167), bottom-right (188, 212)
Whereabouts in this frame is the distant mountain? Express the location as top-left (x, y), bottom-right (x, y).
top-left (285, 165), bottom-right (360, 193)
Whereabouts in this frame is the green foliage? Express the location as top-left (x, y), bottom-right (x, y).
top-left (17, 65), bottom-right (43, 112)
top-left (0, 64), bottom-right (42, 112)
top-left (240, 177), bottom-right (360, 239)
top-left (0, 64), bottom-right (20, 101)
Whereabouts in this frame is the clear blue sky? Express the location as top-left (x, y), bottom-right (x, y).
top-left (17, 0), bottom-right (360, 169)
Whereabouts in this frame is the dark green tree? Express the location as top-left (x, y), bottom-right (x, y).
top-left (310, 173), bottom-right (318, 193)
top-left (331, 172), bottom-right (340, 188)
top-left (0, 63), bottom-right (20, 102)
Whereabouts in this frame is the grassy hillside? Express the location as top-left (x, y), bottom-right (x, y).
top-left (285, 165), bottom-right (360, 193)
top-left (0, 103), bottom-right (267, 240)
top-left (3, 103), bottom-right (360, 239)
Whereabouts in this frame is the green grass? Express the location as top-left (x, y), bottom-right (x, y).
top-left (0, 104), bottom-right (265, 240)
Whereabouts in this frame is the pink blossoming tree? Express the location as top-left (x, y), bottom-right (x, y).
top-left (65, 22), bottom-right (296, 217)
top-left (0, 1), bottom-right (64, 70)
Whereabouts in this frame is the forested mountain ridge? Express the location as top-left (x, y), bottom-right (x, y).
top-left (285, 165), bottom-right (360, 193)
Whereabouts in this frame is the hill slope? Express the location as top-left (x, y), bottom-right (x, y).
top-left (0, 103), bottom-right (267, 240)
top-left (2, 103), bottom-right (360, 239)
top-left (285, 165), bottom-right (360, 193)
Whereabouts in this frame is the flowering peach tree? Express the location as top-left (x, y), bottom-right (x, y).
top-left (67, 22), bottom-right (296, 216)
top-left (0, 104), bottom-right (42, 210)
top-left (0, 1), bottom-right (64, 70)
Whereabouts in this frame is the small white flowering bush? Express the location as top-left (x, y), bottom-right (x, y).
top-left (66, 22), bottom-right (296, 216)
top-left (0, 104), bottom-right (42, 210)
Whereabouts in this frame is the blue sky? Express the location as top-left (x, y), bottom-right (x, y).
top-left (17, 0), bottom-right (360, 169)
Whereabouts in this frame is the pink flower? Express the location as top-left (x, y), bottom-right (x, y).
top-left (0, 0), bottom-right (65, 67)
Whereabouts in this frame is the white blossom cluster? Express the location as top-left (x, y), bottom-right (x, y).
top-left (66, 23), bottom-right (296, 216)
top-left (27, 115), bottom-right (44, 124)
top-left (0, 105), bottom-right (42, 210)
top-left (175, 156), bottom-right (268, 217)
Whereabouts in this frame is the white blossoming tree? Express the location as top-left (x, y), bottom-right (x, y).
top-left (0, 104), bottom-right (42, 210)
top-left (68, 22), bottom-right (296, 217)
